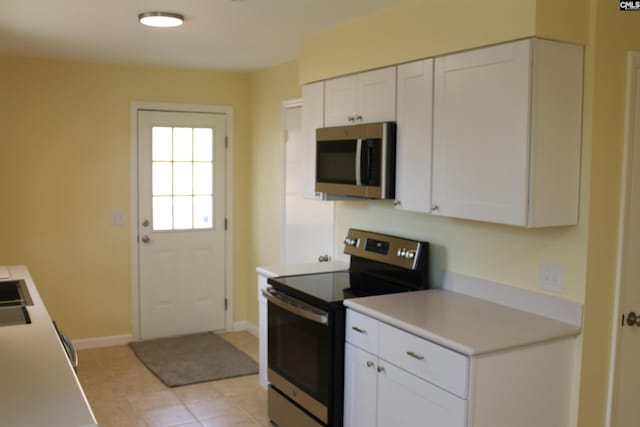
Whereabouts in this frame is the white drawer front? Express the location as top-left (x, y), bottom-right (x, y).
top-left (379, 323), bottom-right (468, 398)
top-left (346, 310), bottom-right (379, 354)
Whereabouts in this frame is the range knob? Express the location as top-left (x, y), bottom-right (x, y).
top-left (397, 248), bottom-right (407, 257)
top-left (344, 238), bottom-right (359, 247)
top-left (404, 250), bottom-right (416, 260)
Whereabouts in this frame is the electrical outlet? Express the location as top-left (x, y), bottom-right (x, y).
top-left (541, 263), bottom-right (564, 293)
top-left (111, 210), bottom-right (126, 226)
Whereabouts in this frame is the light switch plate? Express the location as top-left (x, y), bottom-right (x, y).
top-left (111, 210), bottom-right (126, 226)
top-left (541, 263), bottom-right (564, 293)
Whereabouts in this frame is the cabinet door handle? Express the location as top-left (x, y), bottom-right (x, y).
top-left (366, 361), bottom-right (374, 368)
top-left (377, 366), bottom-right (385, 373)
top-left (352, 326), bottom-right (367, 334)
top-left (348, 115), bottom-right (355, 123)
top-left (407, 351), bottom-right (425, 360)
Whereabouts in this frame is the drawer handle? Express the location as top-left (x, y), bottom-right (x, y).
top-left (352, 326), bottom-right (367, 334)
top-left (407, 351), bottom-right (425, 360)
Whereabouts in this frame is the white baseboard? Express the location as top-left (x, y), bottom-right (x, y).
top-left (233, 321), bottom-right (259, 337)
top-left (72, 334), bottom-right (133, 350)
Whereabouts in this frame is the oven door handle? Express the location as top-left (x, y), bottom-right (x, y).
top-left (262, 288), bottom-right (329, 325)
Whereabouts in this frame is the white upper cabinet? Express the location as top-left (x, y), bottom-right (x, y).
top-left (301, 81), bottom-right (325, 200)
top-left (432, 38), bottom-right (583, 227)
top-left (395, 58), bottom-right (434, 214)
top-left (324, 66), bottom-right (397, 127)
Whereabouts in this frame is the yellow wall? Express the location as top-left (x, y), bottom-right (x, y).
top-left (0, 56), bottom-right (251, 338)
top-left (247, 61), bottom-right (301, 325)
top-left (302, 0), bottom-right (538, 84)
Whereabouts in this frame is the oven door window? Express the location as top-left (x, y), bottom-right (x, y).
top-left (316, 140), bottom-right (357, 184)
top-left (268, 301), bottom-right (329, 405)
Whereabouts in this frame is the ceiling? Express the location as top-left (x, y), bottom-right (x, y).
top-left (0, 0), bottom-right (407, 71)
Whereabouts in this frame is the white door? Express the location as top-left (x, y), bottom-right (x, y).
top-left (611, 52), bottom-right (640, 427)
top-left (283, 103), bottom-right (334, 264)
top-left (138, 110), bottom-right (227, 340)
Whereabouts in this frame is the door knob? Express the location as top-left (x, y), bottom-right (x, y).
top-left (141, 235), bottom-right (151, 243)
top-left (626, 311), bottom-right (640, 327)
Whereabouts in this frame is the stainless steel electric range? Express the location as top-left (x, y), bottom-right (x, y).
top-left (263, 228), bottom-right (430, 427)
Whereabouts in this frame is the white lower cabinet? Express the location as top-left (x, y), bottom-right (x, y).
top-left (344, 308), bottom-right (574, 427)
top-left (345, 310), bottom-right (466, 427)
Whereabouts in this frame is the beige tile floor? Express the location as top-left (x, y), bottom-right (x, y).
top-left (77, 331), bottom-right (269, 427)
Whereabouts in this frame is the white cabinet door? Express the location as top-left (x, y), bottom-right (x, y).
top-left (432, 39), bottom-right (531, 226)
top-left (358, 67), bottom-right (397, 124)
top-left (325, 67), bottom-right (396, 127)
top-left (344, 343), bottom-right (378, 427)
top-left (377, 362), bottom-right (466, 427)
top-left (302, 82), bottom-right (325, 200)
top-left (431, 38), bottom-right (582, 227)
top-left (395, 59), bottom-right (434, 213)
top-left (324, 75), bottom-right (359, 127)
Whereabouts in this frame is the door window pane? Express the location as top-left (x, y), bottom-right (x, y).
top-left (174, 196), bottom-right (194, 230)
top-left (152, 127), bottom-right (173, 161)
top-left (194, 128), bottom-right (214, 161)
top-left (152, 162), bottom-right (173, 196)
top-left (173, 163), bottom-right (193, 196)
top-left (194, 196), bottom-right (213, 229)
top-left (151, 125), bottom-right (215, 231)
top-left (153, 197), bottom-right (173, 230)
top-left (173, 128), bottom-right (193, 161)
top-left (193, 163), bottom-right (213, 195)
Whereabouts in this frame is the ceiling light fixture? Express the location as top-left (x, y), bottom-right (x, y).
top-left (138, 12), bottom-right (184, 28)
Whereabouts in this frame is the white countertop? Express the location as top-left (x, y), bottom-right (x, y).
top-left (0, 266), bottom-right (97, 427)
top-left (256, 261), bottom-right (348, 278)
top-left (344, 289), bottom-right (581, 356)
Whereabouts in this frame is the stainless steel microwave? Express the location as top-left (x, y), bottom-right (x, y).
top-left (315, 122), bottom-right (396, 199)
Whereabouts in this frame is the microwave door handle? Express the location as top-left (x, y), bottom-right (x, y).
top-left (355, 139), bottom-right (362, 186)
top-left (363, 141), bottom-right (373, 185)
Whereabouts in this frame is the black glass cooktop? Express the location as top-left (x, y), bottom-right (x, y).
top-left (267, 270), bottom-right (416, 310)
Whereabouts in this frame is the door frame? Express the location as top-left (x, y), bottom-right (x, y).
top-left (606, 51), bottom-right (640, 426)
top-left (129, 102), bottom-right (235, 340)
top-left (280, 98), bottom-right (302, 263)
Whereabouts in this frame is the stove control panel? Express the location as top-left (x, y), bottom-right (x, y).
top-left (344, 229), bottom-right (425, 270)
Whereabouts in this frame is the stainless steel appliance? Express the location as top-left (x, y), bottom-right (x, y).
top-left (0, 279), bottom-right (33, 326)
top-left (53, 320), bottom-right (78, 372)
top-left (315, 122), bottom-right (396, 199)
top-left (264, 229), bottom-right (429, 427)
